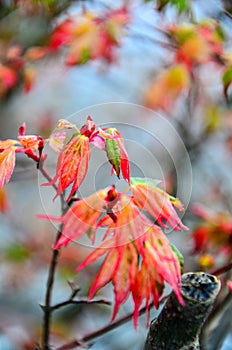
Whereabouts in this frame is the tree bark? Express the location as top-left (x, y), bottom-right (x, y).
top-left (144, 272), bottom-right (221, 350)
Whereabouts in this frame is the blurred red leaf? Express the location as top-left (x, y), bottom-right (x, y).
top-left (0, 65), bottom-right (17, 96)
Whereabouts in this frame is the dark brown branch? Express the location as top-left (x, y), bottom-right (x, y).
top-left (51, 298), bottom-right (111, 312)
top-left (201, 292), bottom-right (232, 350)
top-left (144, 272), bottom-right (221, 350)
top-left (42, 231), bottom-right (62, 350)
top-left (38, 162), bottom-right (66, 350)
top-left (211, 262), bottom-right (232, 277)
top-left (55, 294), bottom-right (169, 350)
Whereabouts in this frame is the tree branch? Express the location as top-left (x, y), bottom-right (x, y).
top-left (144, 272), bottom-right (221, 350)
top-left (211, 262), bottom-right (232, 277)
top-left (55, 294), bottom-right (169, 350)
top-left (42, 230), bottom-right (62, 350)
top-left (51, 298), bottom-right (111, 312)
top-left (38, 161), bottom-right (66, 350)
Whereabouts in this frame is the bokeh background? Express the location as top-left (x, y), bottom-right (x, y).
top-left (1, 0), bottom-right (232, 349)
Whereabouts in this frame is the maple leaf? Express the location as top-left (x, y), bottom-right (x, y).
top-left (43, 117), bottom-right (130, 200)
top-left (0, 65), bottom-right (18, 97)
top-left (49, 19), bottom-right (74, 51)
top-left (45, 188), bottom-right (112, 249)
top-left (0, 142), bottom-right (16, 189)
top-left (169, 21), bottom-right (224, 70)
top-left (222, 65), bottom-right (232, 102)
top-left (17, 123), bottom-right (45, 162)
top-left (49, 132), bottom-right (66, 153)
top-left (144, 65), bottom-right (190, 111)
top-left (17, 122), bottom-right (44, 152)
top-left (43, 133), bottom-right (90, 201)
top-left (18, 133), bottom-right (44, 151)
top-left (100, 128), bottom-right (130, 183)
top-left (192, 206), bottom-right (232, 258)
top-left (76, 192), bottom-right (184, 327)
top-left (131, 177), bottom-right (188, 231)
top-left (0, 124), bottom-right (48, 188)
top-left (0, 187), bottom-right (8, 213)
top-left (58, 8), bottom-right (129, 65)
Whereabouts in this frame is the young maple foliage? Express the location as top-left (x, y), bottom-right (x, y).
top-left (0, 187), bottom-right (8, 213)
top-left (0, 5), bottom-right (129, 99)
top-left (48, 8), bottom-right (129, 65)
top-left (144, 65), bottom-right (190, 111)
top-left (145, 20), bottom-right (226, 111)
top-left (43, 177), bottom-right (186, 327)
top-left (0, 124), bottom-right (46, 189)
top-left (43, 117), bottom-right (130, 201)
top-left (169, 21), bottom-right (224, 70)
top-left (0, 116), bottom-right (187, 328)
top-left (40, 124), bottom-right (187, 327)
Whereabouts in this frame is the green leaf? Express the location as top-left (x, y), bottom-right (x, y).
top-left (223, 66), bottom-right (232, 87)
top-left (79, 47), bottom-right (91, 65)
top-left (105, 139), bottom-right (120, 177)
top-left (170, 243), bottom-right (184, 273)
top-left (222, 66), bottom-right (232, 101)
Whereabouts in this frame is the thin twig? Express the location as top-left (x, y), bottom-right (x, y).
top-left (38, 161), bottom-right (66, 350)
top-left (211, 262), bottom-right (232, 276)
top-left (38, 161), bottom-right (58, 193)
top-left (42, 230), bottom-right (63, 350)
top-left (56, 294), bottom-right (169, 350)
top-left (51, 298), bottom-right (111, 312)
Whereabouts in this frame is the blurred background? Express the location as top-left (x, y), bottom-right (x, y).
top-left (1, 0), bottom-right (232, 349)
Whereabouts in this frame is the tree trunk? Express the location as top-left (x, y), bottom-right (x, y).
top-left (144, 272), bottom-right (221, 350)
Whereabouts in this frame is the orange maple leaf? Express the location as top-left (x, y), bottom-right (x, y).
top-left (131, 177), bottom-right (188, 231)
top-left (76, 192), bottom-right (184, 327)
top-left (44, 133), bottom-right (90, 201)
top-left (0, 187), bottom-right (8, 213)
top-left (169, 21), bottom-right (224, 70)
top-left (49, 187), bottom-right (113, 249)
top-left (144, 65), bottom-right (190, 111)
top-left (0, 141), bottom-right (16, 189)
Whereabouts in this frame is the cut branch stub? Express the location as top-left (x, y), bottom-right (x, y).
top-left (144, 272), bottom-right (221, 350)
